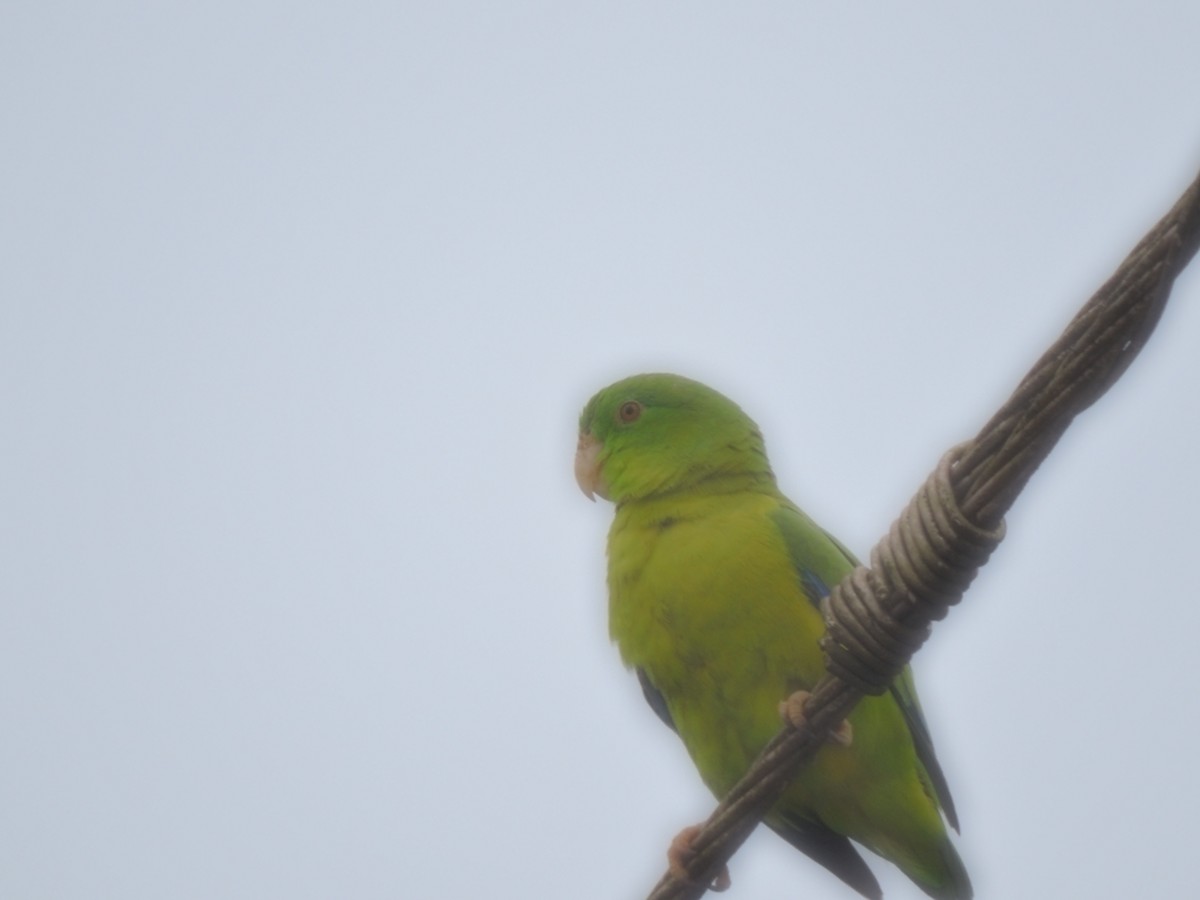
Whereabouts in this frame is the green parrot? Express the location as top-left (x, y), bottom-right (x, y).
top-left (576, 373), bottom-right (970, 900)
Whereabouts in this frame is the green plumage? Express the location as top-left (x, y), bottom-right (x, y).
top-left (577, 373), bottom-right (970, 899)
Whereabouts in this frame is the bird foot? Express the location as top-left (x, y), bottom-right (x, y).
top-left (778, 690), bottom-right (854, 747)
top-left (668, 824), bottom-right (732, 892)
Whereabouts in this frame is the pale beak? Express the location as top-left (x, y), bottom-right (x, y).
top-left (574, 432), bottom-right (607, 501)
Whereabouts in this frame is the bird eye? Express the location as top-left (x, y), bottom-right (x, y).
top-left (618, 401), bottom-right (642, 424)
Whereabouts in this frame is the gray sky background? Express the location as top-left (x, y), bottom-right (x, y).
top-left (4, 3), bottom-right (1200, 899)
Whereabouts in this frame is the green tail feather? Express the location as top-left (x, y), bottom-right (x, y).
top-left (911, 838), bottom-right (972, 900)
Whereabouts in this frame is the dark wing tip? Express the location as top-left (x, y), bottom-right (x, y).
top-left (769, 812), bottom-right (882, 900)
top-left (636, 667), bottom-right (676, 732)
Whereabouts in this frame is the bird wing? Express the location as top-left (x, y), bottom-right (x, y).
top-left (770, 501), bottom-right (960, 830)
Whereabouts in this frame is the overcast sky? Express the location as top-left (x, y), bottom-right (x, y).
top-left (3, 3), bottom-right (1199, 899)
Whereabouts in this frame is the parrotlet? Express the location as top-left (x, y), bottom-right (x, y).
top-left (576, 373), bottom-right (970, 899)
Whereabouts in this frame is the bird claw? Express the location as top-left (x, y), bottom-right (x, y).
top-left (668, 824), bottom-right (732, 892)
top-left (778, 690), bottom-right (854, 747)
